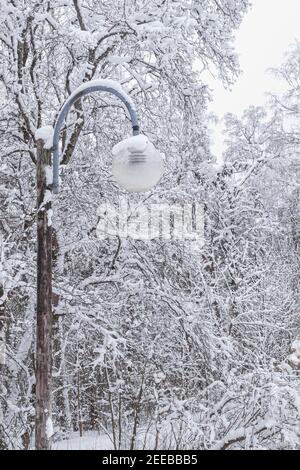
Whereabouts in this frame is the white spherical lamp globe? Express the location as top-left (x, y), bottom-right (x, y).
top-left (112, 135), bottom-right (164, 192)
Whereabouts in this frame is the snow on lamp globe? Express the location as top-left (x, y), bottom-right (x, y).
top-left (112, 134), bottom-right (164, 192)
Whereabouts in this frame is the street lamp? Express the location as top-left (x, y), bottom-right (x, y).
top-left (52, 79), bottom-right (164, 193)
top-left (34, 79), bottom-right (163, 450)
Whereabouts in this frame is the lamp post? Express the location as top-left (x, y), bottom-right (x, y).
top-left (35, 79), bottom-right (163, 450)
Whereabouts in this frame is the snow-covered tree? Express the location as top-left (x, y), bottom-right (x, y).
top-left (5, 0), bottom-right (299, 451)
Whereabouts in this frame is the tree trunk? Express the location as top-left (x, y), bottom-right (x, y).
top-left (35, 139), bottom-right (53, 450)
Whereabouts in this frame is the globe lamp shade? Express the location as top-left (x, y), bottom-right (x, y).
top-left (112, 135), bottom-right (164, 192)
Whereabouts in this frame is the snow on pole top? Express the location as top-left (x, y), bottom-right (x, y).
top-left (68, 79), bottom-right (136, 110)
top-left (35, 126), bottom-right (54, 150)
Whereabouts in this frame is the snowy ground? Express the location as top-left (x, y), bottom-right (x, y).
top-left (53, 431), bottom-right (113, 450)
top-left (52, 425), bottom-right (190, 450)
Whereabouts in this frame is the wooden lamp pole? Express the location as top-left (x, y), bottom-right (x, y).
top-left (35, 137), bottom-right (53, 450)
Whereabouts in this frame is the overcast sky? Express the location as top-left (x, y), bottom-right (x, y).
top-left (209, 0), bottom-right (300, 158)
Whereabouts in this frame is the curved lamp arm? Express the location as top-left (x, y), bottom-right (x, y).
top-left (52, 80), bottom-right (140, 194)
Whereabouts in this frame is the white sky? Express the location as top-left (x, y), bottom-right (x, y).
top-left (208, 0), bottom-right (300, 158)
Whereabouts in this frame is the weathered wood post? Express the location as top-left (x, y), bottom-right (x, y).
top-left (35, 137), bottom-right (53, 450)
